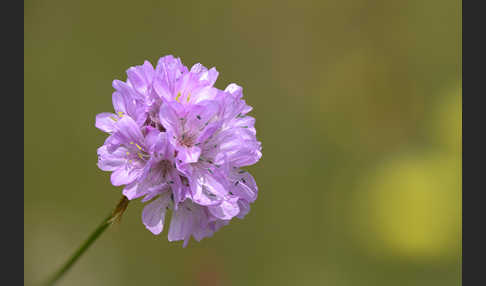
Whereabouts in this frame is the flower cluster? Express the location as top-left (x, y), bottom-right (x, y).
top-left (96, 55), bottom-right (262, 247)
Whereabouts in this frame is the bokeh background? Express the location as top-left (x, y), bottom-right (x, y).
top-left (24, 0), bottom-right (461, 285)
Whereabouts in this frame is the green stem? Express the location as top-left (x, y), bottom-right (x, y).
top-left (44, 196), bottom-right (129, 286)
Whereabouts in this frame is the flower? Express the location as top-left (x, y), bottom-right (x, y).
top-left (96, 55), bottom-right (262, 246)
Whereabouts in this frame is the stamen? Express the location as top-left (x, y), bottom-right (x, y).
top-left (175, 92), bottom-right (181, 102)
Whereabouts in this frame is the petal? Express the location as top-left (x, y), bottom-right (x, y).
top-left (201, 67), bottom-right (219, 86)
top-left (168, 205), bottom-right (195, 242)
top-left (159, 102), bottom-right (183, 136)
top-left (185, 100), bottom-right (221, 134)
top-left (167, 170), bottom-right (184, 206)
top-left (142, 60), bottom-right (155, 79)
top-left (196, 121), bottom-right (221, 145)
top-left (236, 199), bottom-right (251, 219)
top-left (152, 132), bottom-right (172, 158)
top-left (112, 82), bottom-right (145, 123)
top-left (191, 86), bottom-right (219, 103)
top-left (155, 55), bottom-right (188, 82)
top-left (190, 172), bottom-right (226, 206)
top-left (234, 116), bottom-right (256, 134)
top-left (214, 128), bottom-right (261, 167)
top-left (174, 64), bottom-right (219, 104)
top-left (152, 78), bottom-right (173, 101)
top-left (231, 171), bottom-right (258, 202)
top-left (114, 116), bottom-right (145, 146)
top-left (97, 145), bottom-right (127, 171)
top-left (191, 210), bottom-right (213, 241)
top-left (176, 146), bottom-right (201, 164)
top-left (154, 55), bottom-right (188, 100)
top-left (143, 127), bottom-right (161, 152)
top-left (104, 133), bottom-right (124, 153)
top-left (224, 83), bottom-right (243, 98)
top-left (112, 79), bottom-right (142, 101)
top-left (137, 157), bottom-right (163, 187)
top-left (112, 92), bottom-right (127, 114)
top-left (126, 61), bottom-right (154, 95)
top-left (208, 198), bottom-right (240, 220)
top-left (208, 219), bottom-right (230, 233)
top-left (141, 189), bottom-right (165, 202)
top-left (95, 112), bottom-right (118, 133)
top-left (142, 195), bottom-right (170, 235)
top-left (122, 182), bottom-right (139, 200)
top-left (110, 165), bottom-right (142, 186)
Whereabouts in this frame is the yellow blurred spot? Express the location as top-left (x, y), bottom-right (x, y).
top-left (187, 92), bottom-right (191, 102)
top-left (430, 84), bottom-right (462, 152)
top-left (175, 92), bottom-right (181, 102)
top-left (354, 154), bottom-right (461, 261)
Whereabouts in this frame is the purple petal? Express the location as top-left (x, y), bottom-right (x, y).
top-left (112, 92), bottom-right (127, 115)
top-left (176, 146), bottom-right (201, 164)
top-left (114, 116), bottom-right (145, 146)
top-left (142, 195), bottom-right (170, 235)
top-left (190, 173), bottom-right (226, 206)
top-left (122, 182), bottom-right (139, 200)
top-left (230, 170), bottom-right (258, 202)
top-left (143, 127), bottom-right (161, 152)
top-left (154, 55), bottom-right (188, 100)
top-left (236, 199), bottom-right (251, 219)
top-left (126, 61), bottom-right (155, 96)
top-left (185, 100), bottom-right (220, 134)
top-left (224, 83), bottom-right (243, 98)
top-left (159, 102), bottom-right (183, 136)
top-left (208, 198), bottom-right (240, 220)
top-left (110, 165), bottom-right (142, 186)
top-left (95, 113), bottom-right (118, 133)
top-left (168, 205), bottom-right (195, 242)
top-left (97, 145), bottom-right (126, 171)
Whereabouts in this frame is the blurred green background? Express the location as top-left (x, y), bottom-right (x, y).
top-left (24, 0), bottom-right (461, 285)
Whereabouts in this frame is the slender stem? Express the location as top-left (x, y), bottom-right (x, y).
top-left (44, 196), bottom-right (129, 286)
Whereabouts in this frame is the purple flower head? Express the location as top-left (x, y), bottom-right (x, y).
top-left (96, 55), bottom-right (262, 247)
